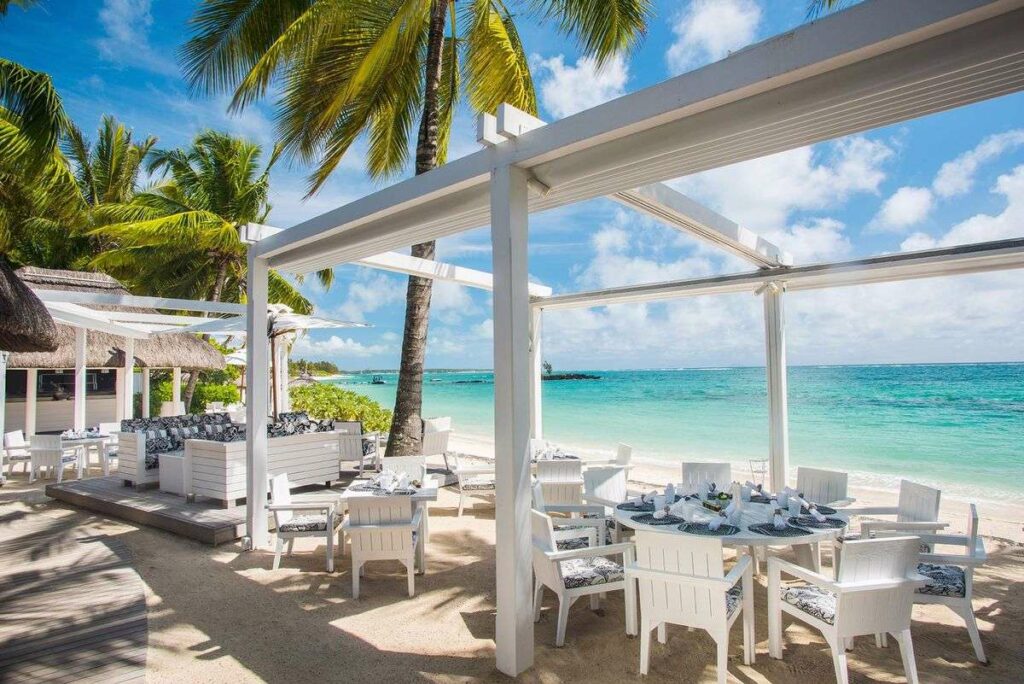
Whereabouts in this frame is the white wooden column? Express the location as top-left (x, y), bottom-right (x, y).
top-left (245, 249), bottom-right (271, 549)
top-left (528, 306), bottom-right (543, 439)
top-left (141, 368), bottom-right (151, 418)
top-left (171, 367), bottom-right (182, 409)
top-left (115, 368), bottom-right (125, 422)
top-left (763, 283), bottom-right (790, 493)
top-left (490, 163), bottom-right (534, 676)
top-left (73, 327), bottom-right (87, 431)
top-left (24, 368), bottom-right (37, 436)
top-left (280, 338), bottom-right (291, 413)
top-left (122, 337), bottom-right (135, 421)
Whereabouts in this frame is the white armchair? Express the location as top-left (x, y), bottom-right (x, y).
top-left (3, 430), bottom-right (31, 477)
top-left (452, 452), bottom-right (496, 517)
top-left (343, 496), bottom-right (424, 598)
top-left (97, 422), bottom-right (122, 476)
top-left (680, 461), bottom-right (731, 493)
top-left (532, 481), bottom-right (608, 549)
top-left (531, 509), bottom-right (636, 647)
top-left (268, 473), bottom-right (342, 572)
top-left (582, 466), bottom-right (631, 543)
top-left (586, 443), bottom-right (633, 473)
top-left (845, 479), bottom-right (946, 545)
top-left (28, 435), bottom-right (81, 483)
top-left (627, 531), bottom-right (754, 682)
top-left (796, 466), bottom-right (854, 507)
top-left (535, 459), bottom-right (584, 507)
top-left (768, 536), bottom-right (927, 684)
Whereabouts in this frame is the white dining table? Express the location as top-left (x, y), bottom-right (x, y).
top-left (60, 435), bottom-right (111, 478)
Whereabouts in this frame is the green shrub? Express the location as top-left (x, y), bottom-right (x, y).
top-left (190, 383), bottom-right (240, 413)
top-left (289, 384), bottom-right (392, 432)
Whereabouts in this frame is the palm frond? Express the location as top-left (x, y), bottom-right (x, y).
top-left (463, 0), bottom-right (536, 117)
top-left (532, 0), bottom-right (651, 64)
top-left (0, 58), bottom-right (69, 169)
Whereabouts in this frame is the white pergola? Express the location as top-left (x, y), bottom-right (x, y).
top-left (241, 0), bottom-right (1024, 674)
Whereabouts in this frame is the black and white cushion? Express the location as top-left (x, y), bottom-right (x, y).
top-left (560, 557), bottom-right (624, 589)
top-left (279, 514), bottom-right (328, 532)
top-left (556, 536), bottom-right (590, 551)
top-left (917, 562), bottom-right (966, 598)
top-left (781, 585), bottom-right (837, 624)
top-left (461, 477), bottom-right (496, 491)
top-left (726, 585), bottom-right (743, 616)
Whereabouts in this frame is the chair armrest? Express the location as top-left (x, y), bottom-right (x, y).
top-left (582, 494), bottom-right (620, 508)
top-left (543, 504), bottom-right (605, 516)
top-left (626, 564), bottom-right (734, 590)
top-left (840, 575), bottom-right (930, 592)
top-left (456, 467), bottom-right (496, 477)
top-left (825, 497), bottom-right (856, 508)
top-left (861, 520), bottom-right (948, 536)
top-left (544, 541), bottom-right (634, 562)
top-left (843, 505), bottom-right (898, 517)
top-left (723, 555), bottom-right (753, 588)
top-left (341, 518), bottom-right (420, 532)
top-left (267, 503), bottom-right (335, 513)
top-left (768, 556), bottom-right (839, 592)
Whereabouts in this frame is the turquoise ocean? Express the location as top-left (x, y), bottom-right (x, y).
top-left (330, 363), bottom-right (1023, 500)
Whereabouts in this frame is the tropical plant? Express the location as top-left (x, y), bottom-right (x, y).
top-left (91, 130), bottom-right (333, 406)
top-left (807, 0), bottom-right (856, 17)
top-left (290, 383), bottom-right (392, 433)
top-left (181, 0), bottom-right (653, 457)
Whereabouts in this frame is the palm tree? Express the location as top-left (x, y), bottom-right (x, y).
top-left (181, 0), bottom-right (653, 457)
top-left (92, 130), bottom-right (333, 408)
top-left (64, 115), bottom-right (157, 208)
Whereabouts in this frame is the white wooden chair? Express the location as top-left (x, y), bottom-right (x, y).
top-left (861, 504), bottom-right (988, 663)
top-left (846, 479), bottom-right (946, 543)
top-left (536, 459), bottom-right (584, 507)
top-left (680, 461), bottom-right (731, 494)
top-left (382, 454), bottom-right (441, 540)
top-left (768, 536), bottom-right (927, 684)
top-left (628, 531), bottom-right (754, 682)
top-left (28, 435), bottom-right (81, 483)
top-left (97, 422), bottom-right (122, 476)
top-left (529, 438), bottom-right (550, 458)
top-left (531, 509), bottom-right (636, 646)
top-left (796, 466), bottom-right (853, 507)
top-left (582, 466), bottom-right (631, 543)
top-left (3, 430), bottom-right (32, 476)
top-left (267, 473), bottom-right (342, 572)
top-left (452, 452), bottom-right (496, 517)
top-left (585, 443), bottom-right (633, 473)
top-left (343, 495), bottom-right (424, 598)
top-left (420, 429), bottom-right (451, 471)
top-left (532, 481), bottom-right (608, 549)
top-left (337, 425), bottom-right (379, 475)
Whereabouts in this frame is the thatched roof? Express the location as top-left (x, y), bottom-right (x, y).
top-left (6, 267), bottom-right (225, 371)
top-left (0, 259), bottom-right (59, 353)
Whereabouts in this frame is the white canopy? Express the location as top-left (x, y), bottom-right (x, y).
top-left (162, 312), bottom-right (369, 337)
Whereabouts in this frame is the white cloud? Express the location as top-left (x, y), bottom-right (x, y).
top-left (292, 335), bottom-right (389, 358)
top-left (763, 218), bottom-right (852, 263)
top-left (335, 271), bottom-right (405, 322)
top-left (671, 136), bottom-right (893, 233)
top-left (870, 186), bottom-right (934, 232)
top-left (96, 0), bottom-right (177, 76)
top-left (902, 165), bottom-right (1024, 251)
top-left (534, 54), bottom-right (628, 119)
top-left (933, 129), bottom-right (1024, 198)
top-left (666, 0), bottom-right (762, 75)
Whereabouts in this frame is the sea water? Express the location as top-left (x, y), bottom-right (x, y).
top-left (331, 363), bottom-right (1023, 500)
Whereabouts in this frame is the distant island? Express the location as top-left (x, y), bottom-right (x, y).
top-left (289, 358), bottom-right (341, 377)
top-left (543, 373), bottom-right (600, 381)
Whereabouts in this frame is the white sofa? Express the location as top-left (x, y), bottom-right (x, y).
top-left (167, 432), bottom-right (342, 507)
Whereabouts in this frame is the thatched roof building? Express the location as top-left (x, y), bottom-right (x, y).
top-left (6, 268), bottom-right (224, 370)
top-left (0, 259), bottom-right (59, 353)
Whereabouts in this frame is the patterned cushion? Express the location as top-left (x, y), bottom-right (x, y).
top-left (556, 537), bottom-right (590, 551)
top-left (726, 585), bottom-right (743, 616)
top-left (558, 520), bottom-right (613, 545)
top-left (917, 563), bottom-right (966, 598)
top-left (279, 514), bottom-right (328, 532)
top-left (781, 585), bottom-right (837, 624)
top-left (461, 477), bottom-right (496, 491)
top-left (560, 556), bottom-right (624, 589)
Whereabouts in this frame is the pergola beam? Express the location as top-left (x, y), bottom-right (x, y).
top-left (356, 251), bottom-right (553, 297)
top-left (45, 302), bottom-right (151, 339)
top-left (536, 238), bottom-right (1024, 311)
top-left (32, 289), bottom-right (245, 315)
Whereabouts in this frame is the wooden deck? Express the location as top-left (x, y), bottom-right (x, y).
top-left (0, 514), bottom-right (148, 683)
top-left (45, 477), bottom-right (246, 546)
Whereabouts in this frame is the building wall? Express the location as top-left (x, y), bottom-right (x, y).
top-left (4, 395), bottom-right (118, 434)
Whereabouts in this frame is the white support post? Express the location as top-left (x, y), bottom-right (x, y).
top-left (171, 367), bottom-right (181, 410)
top-left (279, 338), bottom-right (291, 413)
top-left (73, 327), bottom-right (87, 431)
top-left (490, 163), bottom-right (534, 676)
top-left (141, 368), bottom-right (150, 418)
top-left (0, 352), bottom-right (7, 485)
top-left (115, 369), bottom-right (125, 423)
top-left (24, 368), bottom-right (37, 436)
top-left (245, 249), bottom-right (271, 550)
top-left (122, 337), bottom-right (135, 421)
top-left (528, 307), bottom-right (543, 439)
top-left (763, 283), bottom-right (790, 493)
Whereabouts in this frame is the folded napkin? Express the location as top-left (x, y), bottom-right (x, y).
top-left (709, 514), bottom-right (724, 531)
top-left (772, 510), bottom-right (787, 530)
top-left (653, 508), bottom-right (668, 519)
top-left (807, 504), bottom-right (826, 522)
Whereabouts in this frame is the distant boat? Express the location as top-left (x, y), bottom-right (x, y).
top-left (371, 375), bottom-right (385, 384)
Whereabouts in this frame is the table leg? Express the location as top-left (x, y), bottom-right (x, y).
top-left (793, 543), bottom-right (820, 572)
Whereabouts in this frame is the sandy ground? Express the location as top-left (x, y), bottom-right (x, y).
top-left (2, 457), bottom-right (1022, 684)
top-left (449, 433), bottom-right (1024, 544)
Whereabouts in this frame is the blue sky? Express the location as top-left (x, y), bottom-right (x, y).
top-left (5, 0), bottom-right (1024, 370)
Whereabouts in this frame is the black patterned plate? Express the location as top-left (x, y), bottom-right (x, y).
top-left (678, 521), bottom-right (740, 536)
top-left (617, 501), bottom-right (654, 512)
top-left (351, 484), bottom-right (417, 496)
top-left (749, 494), bottom-right (774, 504)
top-left (748, 522), bottom-right (812, 537)
top-left (632, 513), bottom-right (686, 526)
top-left (801, 504), bottom-right (837, 515)
top-left (789, 516), bottom-right (846, 529)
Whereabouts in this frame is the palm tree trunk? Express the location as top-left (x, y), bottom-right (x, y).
top-left (386, 0), bottom-right (448, 458)
top-left (183, 258), bottom-right (229, 412)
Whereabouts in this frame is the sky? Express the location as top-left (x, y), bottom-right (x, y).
top-left (4, 0), bottom-right (1024, 370)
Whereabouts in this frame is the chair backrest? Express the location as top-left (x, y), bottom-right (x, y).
top-left (338, 433), bottom-right (365, 460)
top-left (835, 536), bottom-right (921, 635)
top-left (680, 461), bottom-right (731, 492)
top-left (333, 420), bottom-right (362, 435)
top-left (584, 466), bottom-right (629, 505)
top-left (896, 479), bottom-right (941, 522)
top-left (384, 455), bottom-right (427, 482)
top-left (615, 443), bottom-right (633, 467)
top-left (420, 430), bottom-right (450, 457)
top-left (633, 531), bottom-right (728, 628)
top-left (796, 466), bottom-right (848, 505)
top-left (536, 459), bottom-right (583, 506)
top-left (966, 503), bottom-right (979, 553)
top-left (98, 422), bottom-right (121, 442)
top-left (531, 481), bottom-right (548, 511)
top-left (423, 416), bottom-right (451, 433)
top-left (30, 435), bottom-right (62, 452)
top-left (347, 496), bottom-right (416, 556)
top-left (269, 473), bottom-right (294, 524)
top-left (4, 430), bottom-right (27, 449)
top-left (530, 510), bottom-right (565, 591)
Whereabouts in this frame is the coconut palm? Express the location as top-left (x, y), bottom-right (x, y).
top-left (91, 130), bottom-right (333, 407)
top-left (181, 0), bottom-right (653, 457)
top-left (64, 115), bottom-right (157, 208)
